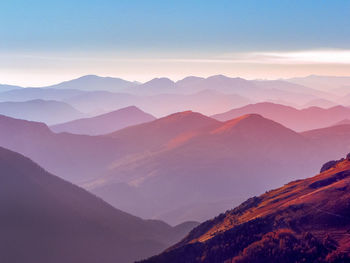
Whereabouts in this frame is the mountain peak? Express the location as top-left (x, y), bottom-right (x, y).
top-left (144, 77), bottom-right (175, 86)
top-left (51, 106), bottom-right (156, 135)
top-left (211, 114), bottom-right (267, 134)
top-left (150, 111), bottom-right (220, 131)
top-left (207, 75), bottom-right (246, 81)
top-left (46, 75), bottom-right (135, 91)
top-left (109, 110), bottom-right (220, 145)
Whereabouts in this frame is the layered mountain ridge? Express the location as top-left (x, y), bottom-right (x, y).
top-left (51, 106), bottom-right (156, 135)
top-left (1, 110), bottom-right (350, 224)
top-left (0, 146), bottom-right (198, 263)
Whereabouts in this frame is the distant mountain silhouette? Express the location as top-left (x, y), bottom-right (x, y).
top-left (303, 98), bottom-right (338, 108)
top-left (0, 88), bottom-right (86, 102)
top-left (0, 84), bottom-right (22, 92)
top-left (125, 78), bottom-right (176, 95)
top-left (0, 75), bottom-right (347, 108)
top-left (252, 79), bottom-right (333, 99)
top-left (51, 106), bottom-right (156, 135)
top-left (175, 76), bottom-right (204, 87)
top-left (173, 75), bottom-right (324, 105)
top-left (287, 75), bottom-right (350, 92)
top-left (2, 75), bottom-right (345, 117)
top-left (140, 155), bottom-right (350, 263)
top-left (41, 74), bottom-right (332, 111)
top-left (65, 89), bottom-right (251, 116)
top-left (302, 124), bottom-right (350, 157)
top-left (0, 99), bottom-right (84, 125)
top-left (45, 75), bottom-right (137, 91)
top-left (212, 102), bottom-right (350, 131)
top-left (0, 146), bottom-right (198, 263)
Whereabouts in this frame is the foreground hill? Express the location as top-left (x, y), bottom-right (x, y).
top-left (51, 106), bottom-right (156, 135)
top-left (0, 99), bottom-right (84, 125)
top-left (212, 102), bottom-right (350, 131)
top-left (0, 146), bottom-right (198, 263)
top-left (141, 155), bottom-right (350, 263)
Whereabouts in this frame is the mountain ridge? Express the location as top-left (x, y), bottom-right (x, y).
top-left (51, 106), bottom-right (156, 135)
top-left (140, 155), bottom-right (350, 262)
top-left (212, 102), bottom-right (350, 131)
top-left (0, 146), bottom-right (199, 263)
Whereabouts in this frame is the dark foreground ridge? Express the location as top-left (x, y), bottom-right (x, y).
top-left (0, 146), bottom-right (197, 263)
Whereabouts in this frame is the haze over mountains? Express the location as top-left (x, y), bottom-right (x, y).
top-left (288, 75), bottom-right (350, 93)
top-left (5, 0), bottom-right (350, 261)
top-left (2, 73), bottom-right (350, 261)
top-left (0, 74), bottom-right (348, 120)
top-left (45, 74), bottom-right (138, 92)
top-left (142, 155), bottom-right (350, 263)
top-left (0, 99), bottom-right (84, 125)
top-left (0, 146), bottom-right (197, 263)
top-left (2, 110), bottom-right (350, 224)
top-left (0, 88), bottom-right (86, 102)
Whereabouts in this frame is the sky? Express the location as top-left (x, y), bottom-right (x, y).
top-left (1, 0), bottom-right (350, 86)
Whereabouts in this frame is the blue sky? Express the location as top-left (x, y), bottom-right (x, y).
top-left (1, 0), bottom-right (350, 85)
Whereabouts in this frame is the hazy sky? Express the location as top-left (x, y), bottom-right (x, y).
top-left (1, 0), bottom-right (350, 86)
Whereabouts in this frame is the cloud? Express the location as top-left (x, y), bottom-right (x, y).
top-left (220, 49), bottom-right (350, 65)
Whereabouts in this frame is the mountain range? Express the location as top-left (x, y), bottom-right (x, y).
top-left (0, 146), bottom-right (198, 263)
top-left (212, 102), bottom-right (350, 131)
top-left (51, 106), bottom-right (156, 135)
top-left (287, 75), bottom-right (350, 93)
top-left (141, 155), bottom-right (350, 263)
top-left (63, 89), bottom-right (252, 117)
top-left (1, 74), bottom-right (348, 119)
top-left (1, 110), bottom-right (349, 224)
top-left (1, 75), bottom-right (350, 225)
top-left (45, 74), bottom-right (138, 91)
top-left (2, 73), bottom-right (350, 261)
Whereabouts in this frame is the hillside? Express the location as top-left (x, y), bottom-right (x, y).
top-left (0, 146), bottom-right (198, 263)
top-left (141, 155), bottom-right (350, 263)
top-left (51, 106), bottom-right (156, 135)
